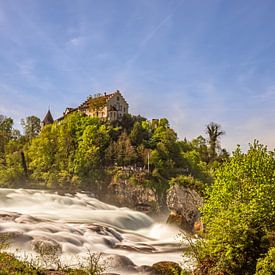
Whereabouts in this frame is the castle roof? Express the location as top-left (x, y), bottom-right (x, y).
top-left (42, 110), bottom-right (54, 125)
top-left (79, 91), bottom-right (118, 111)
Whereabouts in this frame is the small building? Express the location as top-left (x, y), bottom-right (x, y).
top-left (42, 90), bottom-right (129, 125)
top-left (64, 90), bottom-right (129, 121)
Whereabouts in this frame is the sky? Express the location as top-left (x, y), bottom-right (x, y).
top-left (0, 0), bottom-right (275, 152)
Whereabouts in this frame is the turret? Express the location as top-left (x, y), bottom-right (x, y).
top-left (41, 110), bottom-right (54, 127)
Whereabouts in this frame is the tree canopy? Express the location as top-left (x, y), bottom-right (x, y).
top-left (0, 112), bottom-right (219, 193)
top-left (194, 141), bottom-right (275, 274)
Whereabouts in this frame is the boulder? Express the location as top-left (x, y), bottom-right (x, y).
top-left (100, 254), bottom-right (137, 273)
top-left (32, 237), bottom-right (62, 257)
top-left (166, 185), bottom-right (203, 232)
top-left (151, 261), bottom-right (183, 275)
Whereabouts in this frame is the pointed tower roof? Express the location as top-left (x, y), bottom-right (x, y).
top-left (42, 110), bottom-right (54, 125)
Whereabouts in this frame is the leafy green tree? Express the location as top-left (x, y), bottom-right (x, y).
top-left (115, 131), bottom-right (137, 166)
top-left (205, 122), bottom-right (225, 162)
top-left (21, 116), bottom-right (41, 140)
top-left (181, 149), bottom-right (212, 184)
top-left (27, 124), bottom-right (58, 185)
top-left (194, 141), bottom-right (275, 274)
top-left (191, 135), bottom-right (209, 162)
top-left (130, 121), bottom-right (147, 146)
top-left (0, 139), bottom-right (26, 186)
top-left (168, 175), bottom-right (205, 193)
top-left (74, 124), bottom-right (109, 176)
top-left (0, 115), bottom-right (13, 157)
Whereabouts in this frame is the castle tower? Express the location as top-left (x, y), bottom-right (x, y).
top-left (41, 110), bottom-right (54, 127)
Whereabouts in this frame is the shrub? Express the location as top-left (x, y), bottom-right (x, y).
top-left (169, 175), bottom-right (205, 193)
top-left (255, 247), bottom-right (275, 275)
top-left (193, 142), bottom-right (275, 274)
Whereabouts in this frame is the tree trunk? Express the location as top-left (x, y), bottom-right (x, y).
top-left (21, 151), bottom-right (28, 178)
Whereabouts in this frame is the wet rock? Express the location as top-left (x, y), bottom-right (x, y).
top-left (103, 237), bottom-right (117, 248)
top-left (151, 261), bottom-right (183, 275)
top-left (106, 227), bottom-right (123, 241)
top-left (167, 212), bottom-right (192, 232)
top-left (88, 224), bottom-right (109, 235)
top-left (114, 242), bottom-right (157, 253)
top-left (0, 211), bottom-right (20, 221)
top-left (136, 265), bottom-right (155, 274)
top-left (101, 254), bottom-right (137, 273)
top-left (15, 214), bottom-right (43, 224)
top-left (166, 185), bottom-right (203, 233)
top-left (32, 237), bottom-right (62, 256)
top-left (193, 220), bottom-right (204, 233)
top-left (45, 271), bottom-right (67, 275)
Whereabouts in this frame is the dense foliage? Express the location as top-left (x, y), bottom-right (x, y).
top-left (194, 142), bottom-right (275, 274)
top-left (0, 112), bottom-right (227, 194)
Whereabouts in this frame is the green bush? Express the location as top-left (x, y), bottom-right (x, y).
top-left (193, 142), bottom-right (275, 274)
top-left (255, 247), bottom-right (275, 275)
top-left (0, 252), bottom-right (42, 274)
top-left (169, 175), bottom-right (205, 193)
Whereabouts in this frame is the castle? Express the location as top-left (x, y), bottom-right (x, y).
top-left (42, 90), bottom-right (129, 126)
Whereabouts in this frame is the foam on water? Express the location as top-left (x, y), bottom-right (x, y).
top-left (0, 188), bottom-right (190, 273)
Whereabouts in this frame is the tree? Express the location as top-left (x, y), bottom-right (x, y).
top-left (74, 124), bottom-right (109, 178)
top-left (194, 142), bottom-right (275, 274)
top-left (21, 116), bottom-right (41, 140)
top-left (205, 122), bottom-right (225, 162)
top-left (129, 121), bottom-right (145, 146)
top-left (27, 124), bottom-right (58, 184)
top-left (0, 115), bottom-right (13, 157)
top-left (115, 131), bottom-right (137, 166)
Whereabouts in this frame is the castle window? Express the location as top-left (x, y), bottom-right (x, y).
top-left (124, 107), bottom-right (125, 112)
top-left (117, 96), bottom-right (119, 101)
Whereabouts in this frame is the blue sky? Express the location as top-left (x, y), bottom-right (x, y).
top-left (0, 0), bottom-right (275, 152)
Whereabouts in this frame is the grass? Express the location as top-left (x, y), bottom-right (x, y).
top-left (0, 252), bottom-right (42, 274)
top-left (0, 250), bottom-right (105, 275)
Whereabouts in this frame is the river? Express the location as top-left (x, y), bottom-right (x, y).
top-left (0, 188), bottom-right (192, 274)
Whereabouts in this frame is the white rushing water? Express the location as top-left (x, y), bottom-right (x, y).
top-left (0, 188), bottom-right (190, 274)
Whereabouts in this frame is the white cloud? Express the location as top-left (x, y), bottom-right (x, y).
top-left (67, 36), bottom-right (87, 47)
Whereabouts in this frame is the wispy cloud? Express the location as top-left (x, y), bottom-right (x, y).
top-left (125, 13), bottom-right (172, 67)
top-left (0, 0), bottom-right (275, 150)
top-left (251, 85), bottom-right (275, 100)
top-left (67, 36), bottom-right (87, 47)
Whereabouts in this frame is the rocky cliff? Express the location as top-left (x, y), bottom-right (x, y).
top-left (166, 185), bottom-right (203, 232)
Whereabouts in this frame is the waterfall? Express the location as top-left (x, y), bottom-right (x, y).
top-left (0, 188), bottom-right (191, 273)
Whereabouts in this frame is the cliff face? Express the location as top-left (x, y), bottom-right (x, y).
top-left (103, 180), bottom-right (160, 214)
top-left (100, 175), bottom-right (203, 233)
top-left (166, 185), bottom-right (203, 232)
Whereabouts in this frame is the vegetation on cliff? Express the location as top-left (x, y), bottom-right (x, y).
top-left (0, 112), bottom-right (227, 194)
